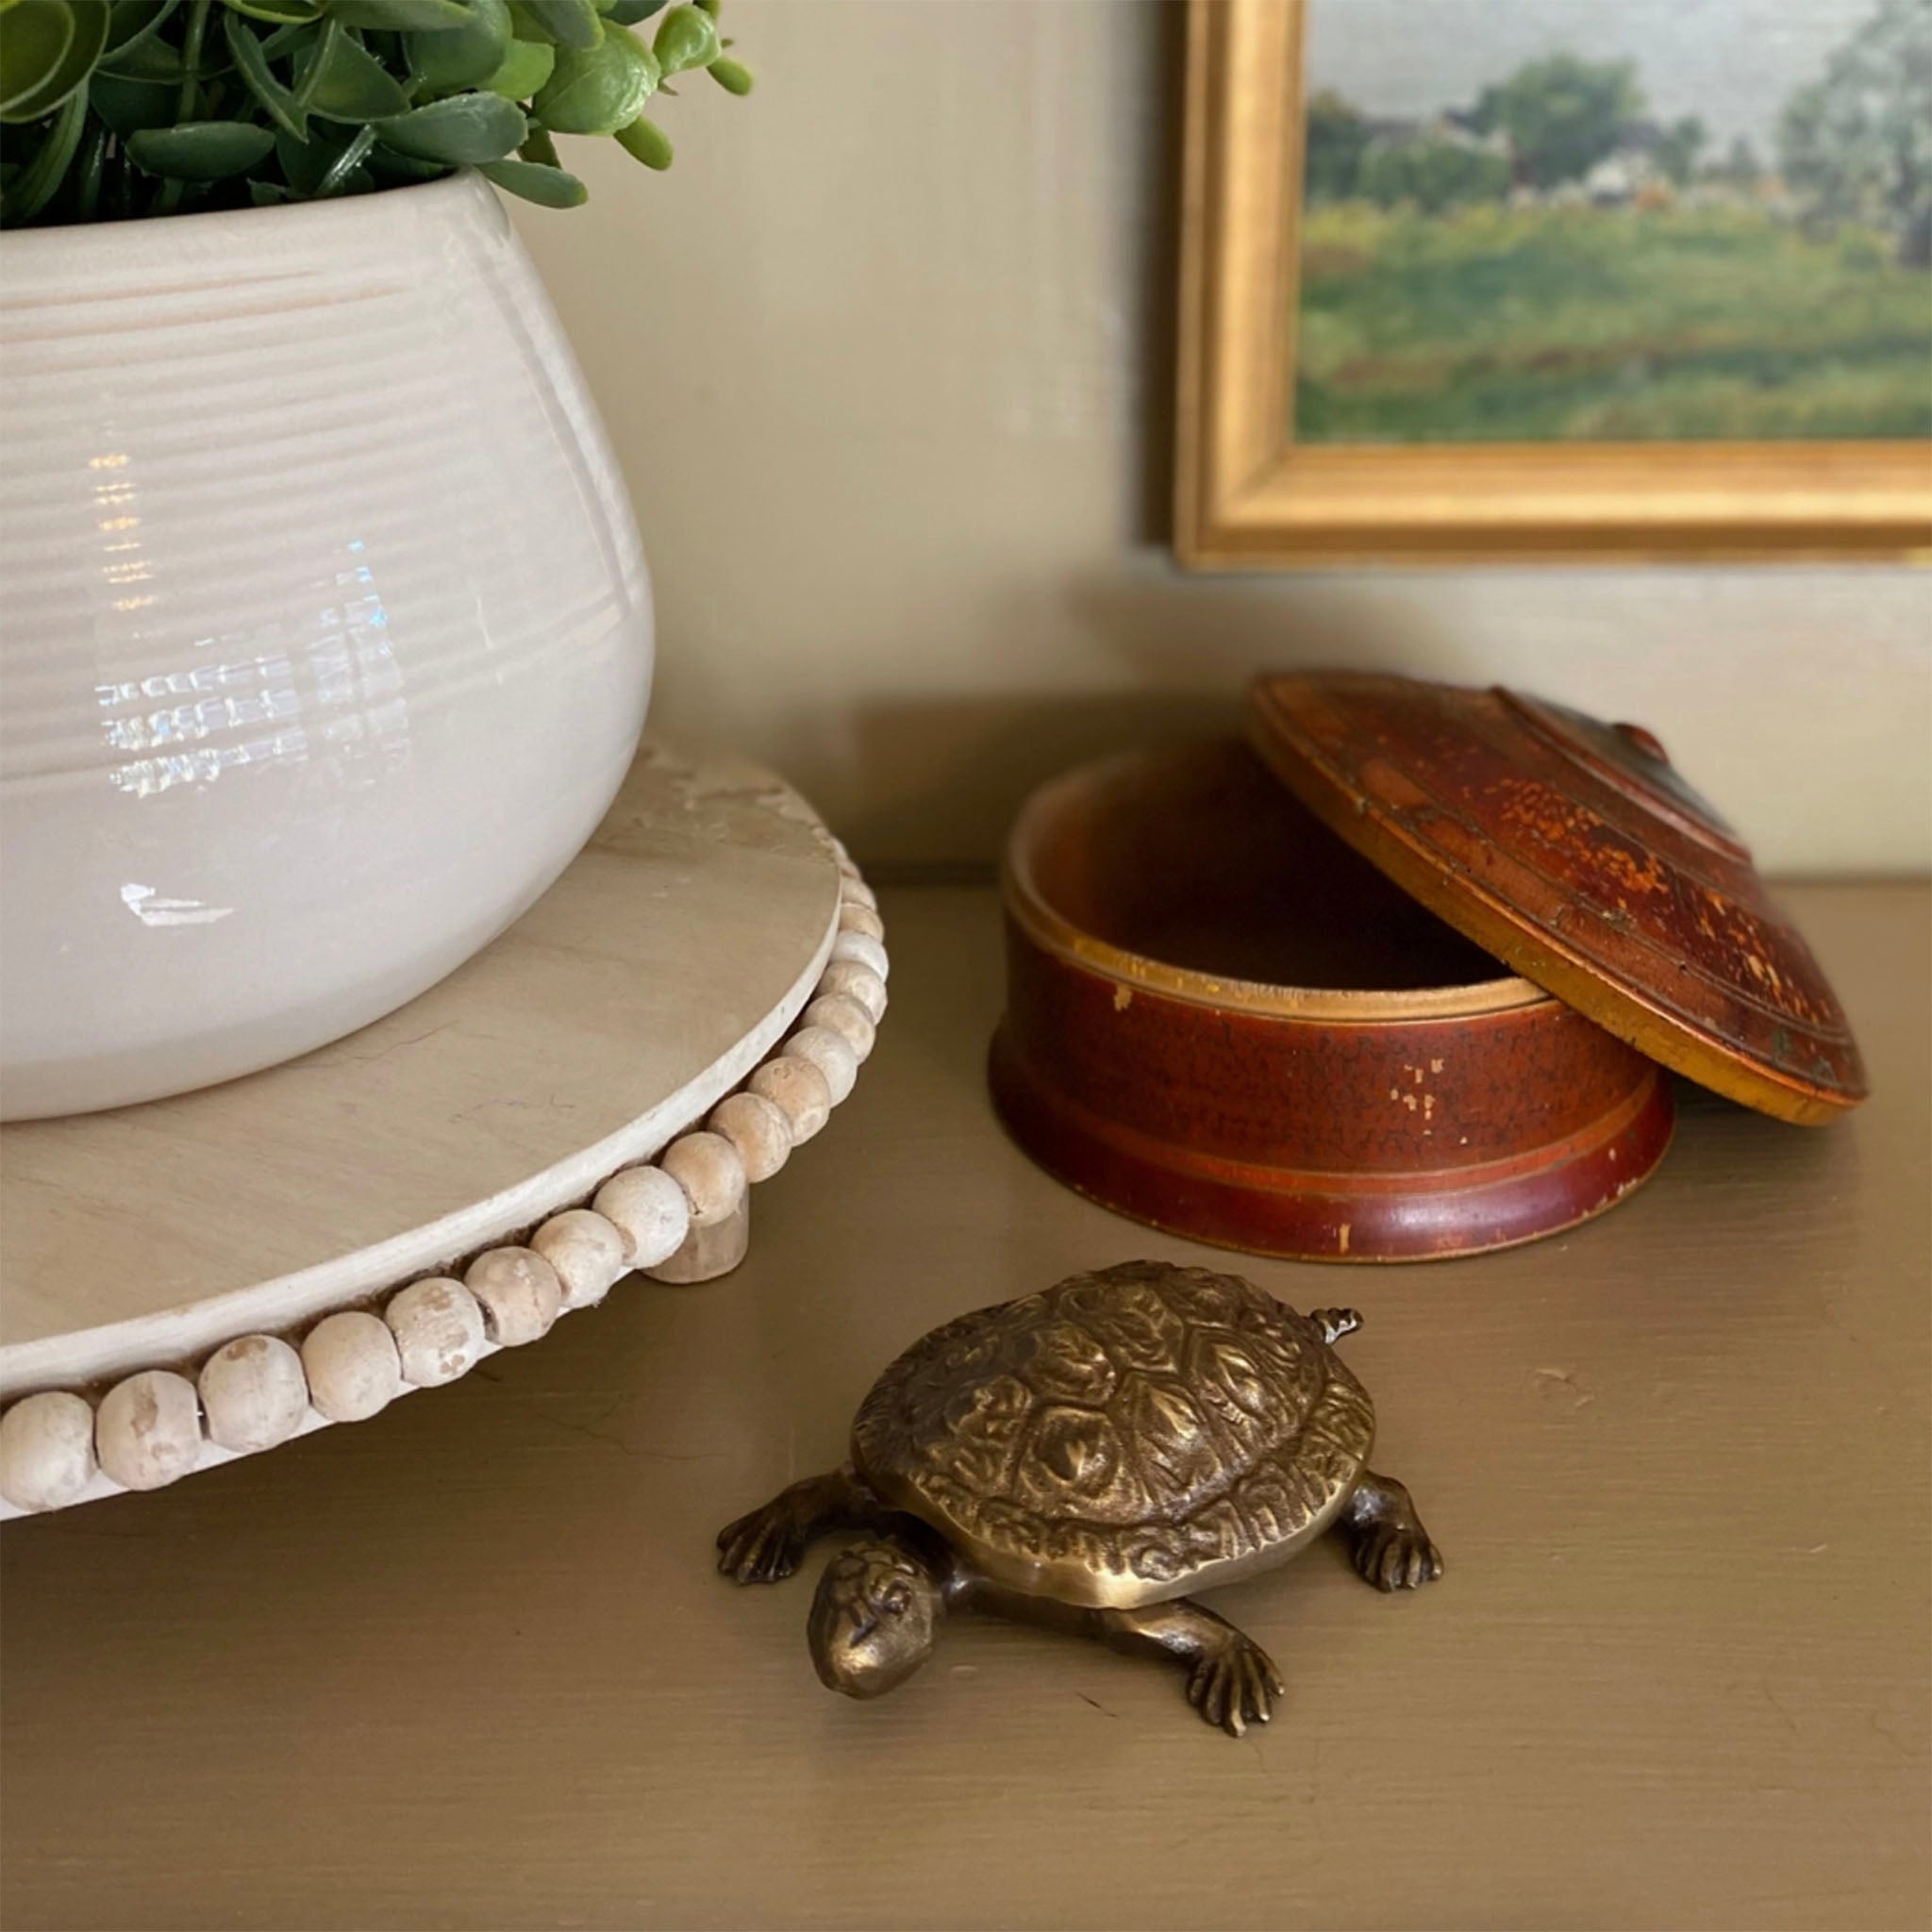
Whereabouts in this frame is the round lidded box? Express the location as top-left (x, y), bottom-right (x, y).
top-left (991, 674), bottom-right (1865, 1263)
top-left (990, 737), bottom-right (1674, 1262)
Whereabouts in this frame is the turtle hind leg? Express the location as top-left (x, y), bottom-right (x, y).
top-left (1340, 1468), bottom-right (1444, 1592)
top-left (715, 1467), bottom-right (888, 1584)
top-left (1091, 1600), bottom-right (1285, 1738)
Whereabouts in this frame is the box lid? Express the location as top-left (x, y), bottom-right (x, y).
top-left (1246, 673), bottom-right (1866, 1124)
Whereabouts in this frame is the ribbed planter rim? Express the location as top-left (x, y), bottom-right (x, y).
top-left (0, 165), bottom-right (482, 264)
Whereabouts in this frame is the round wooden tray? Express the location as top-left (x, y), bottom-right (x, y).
top-left (0, 743), bottom-right (889, 1517)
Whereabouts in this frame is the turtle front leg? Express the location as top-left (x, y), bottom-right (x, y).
top-left (715, 1467), bottom-right (890, 1584)
top-left (1340, 1468), bottom-right (1444, 1592)
top-left (1093, 1600), bottom-right (1285, 1738)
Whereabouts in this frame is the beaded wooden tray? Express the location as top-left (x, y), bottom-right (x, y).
top-left (0, 744), bottom-right (887, 1517)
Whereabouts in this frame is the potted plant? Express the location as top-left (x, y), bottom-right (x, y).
top-left (0, 0), bottom-right (751, 1119)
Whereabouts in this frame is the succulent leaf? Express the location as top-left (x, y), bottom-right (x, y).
top-left (328, 0), bottom-right (475, 29)
top-left (87, 70), bottom-right (177, 132)
top-left (1, 0), bottom-right (105, 123)
top-left (650, 2), bottom-right (712, 75)
top-left (530, 19), bottom-right (653, 135)
top-left (125, 118), bottom-right (275, 178)
top-left (374, 87), bottom-right (524, 161)
top-left (103, 0), bottom-right (183, 57)
top-left (299, 22), bottom-right (412, 122)
top-left (514, 0), bottom-right (598, 50)
top-left (481, 34), bottom-right (549, 97)
top-left (613, 108), bottom-right (667, 167)
top-left (1, 0), bottom-right (75, 121)
top-left (220, 0), bottom-right (323, 24)
top-left (225, 11), bottom-right (308, 137)
top-left (408, 0), bottom-right (509, 92)
top-left (0, 80), bottom-right (83, 215)
top-left (480, 154), bottom-right (584, 204)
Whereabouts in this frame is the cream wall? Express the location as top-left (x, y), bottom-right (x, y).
top-left (513, 0), bottom-right (1931, 874)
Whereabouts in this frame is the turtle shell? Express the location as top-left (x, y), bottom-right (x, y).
top-left (850, 1261), bottom-right (1374, 1608)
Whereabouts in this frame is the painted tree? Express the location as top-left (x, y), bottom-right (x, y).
top-left (1304, 91), bottom-right (1370, 202)
top-left (1778, 0), bottom-right (1932, 266)
top-left (1714, 136), bottom-right (1765, 187)
top-left (1471, 54), bottom-right (1642, 189)
top-left (1359, 138), bottom-right (1511, 214)
top-left (1655, 117), bottom-right (1707, 189)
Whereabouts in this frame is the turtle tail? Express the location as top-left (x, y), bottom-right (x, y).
top-left (1308, 1307), bottom-right (1362, 1344)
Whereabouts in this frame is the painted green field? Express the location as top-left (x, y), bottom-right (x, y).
top-left (1294, 201), bottom-right (1932, 441)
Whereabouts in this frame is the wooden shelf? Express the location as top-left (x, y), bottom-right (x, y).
top-left (1, 880), bottom-right (1924, 1930)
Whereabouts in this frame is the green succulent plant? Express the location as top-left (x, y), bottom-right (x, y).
top-left (0, 0), bottom-right (750, 226)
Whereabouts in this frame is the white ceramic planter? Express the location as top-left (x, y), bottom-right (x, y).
top-left (0, 171), bottom-right (652, 1120)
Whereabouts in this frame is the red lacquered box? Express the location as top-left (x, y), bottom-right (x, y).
top-left (990, 674), bottom-right (1864, 1264)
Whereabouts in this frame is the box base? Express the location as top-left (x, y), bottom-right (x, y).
top-left (991, 1027), bottom-right (1675, 1263)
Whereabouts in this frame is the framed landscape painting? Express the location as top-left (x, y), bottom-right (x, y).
top-left (1175, 0), bottom-right (1932, 563)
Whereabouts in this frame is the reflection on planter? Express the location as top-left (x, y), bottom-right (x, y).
top-left (96, 538), bottom-right (408, 801)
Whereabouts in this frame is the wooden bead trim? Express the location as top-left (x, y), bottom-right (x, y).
top-left (0, 858), bottom-right (886, 1518)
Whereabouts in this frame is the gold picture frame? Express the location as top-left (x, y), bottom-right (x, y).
top-left (1174, 0), bottom-right (1932, 566)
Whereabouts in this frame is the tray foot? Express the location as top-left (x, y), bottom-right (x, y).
top-left (646, 1199), bottom-right (752, 1284)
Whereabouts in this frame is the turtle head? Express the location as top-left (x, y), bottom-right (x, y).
top-left (808, 1537), bottom-right (942, 1700)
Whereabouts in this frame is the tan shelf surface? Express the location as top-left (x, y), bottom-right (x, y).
top-left (2, 881), bottom-right (1926, 1932)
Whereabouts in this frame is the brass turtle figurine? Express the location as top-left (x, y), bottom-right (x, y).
top-left (716, 1260), bottom-right (1442, 1736)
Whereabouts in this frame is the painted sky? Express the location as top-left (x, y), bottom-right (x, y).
top-left (1305, 0), bottom-right (1885, 151)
